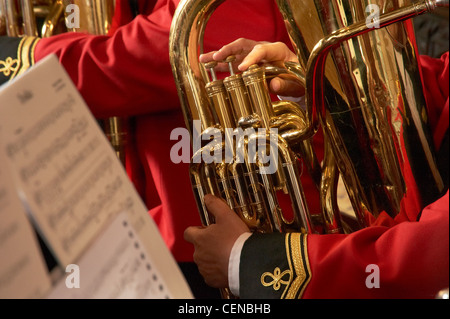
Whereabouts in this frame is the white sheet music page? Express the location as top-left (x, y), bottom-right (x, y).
top-left (47, 212), bottom-right (174, 298)
top-left (0, 148), bottom-right (52, 298)
top-left (0, 54), bottom-right (193, 299)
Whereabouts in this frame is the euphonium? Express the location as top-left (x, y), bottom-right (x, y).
top-left (169, 0), bottom-right (448, 297)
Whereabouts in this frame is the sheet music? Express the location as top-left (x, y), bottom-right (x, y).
top-left (48, 213), bottom-right (172, 299)
top-left (0, 148), bottom-right (52, 298)
top-left (0, 55), bottom-right (193, 298)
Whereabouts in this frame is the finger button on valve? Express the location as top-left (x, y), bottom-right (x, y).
top-left (204, 61), bottom-right (218, 81)
top-left (223, 55), bottom-right (236, 76)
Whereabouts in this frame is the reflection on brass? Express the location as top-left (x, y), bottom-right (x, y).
top-left (63, 0), bottom-right (115, 34)
top-left (104, 116), bottom-right (127, 165)
top-left (169, 0), bottom-right (447, 298)
top-left (0, 0), bottom-right (38, 36)
top-left (40, 0), bottom-right (64, 37)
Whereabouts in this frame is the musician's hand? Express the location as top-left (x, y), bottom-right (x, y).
top-left (199, 38), bottom-right (304, 97)
top-left (184, 194), bottom-right (250, 288)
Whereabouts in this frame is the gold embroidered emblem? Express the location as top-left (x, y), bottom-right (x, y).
top-left (0, 57), bottom-right (19, 76)
top-left (284, 233), bottom-right (311, 299)
top-left (258, 233), bottom-right (311, 299)
top-left (1, 37), bottom-right (40, 81)
top-left (261, 267), bottom-right (292, 291)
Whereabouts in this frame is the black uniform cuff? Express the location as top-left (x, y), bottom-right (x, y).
top-left (0, 36), bottom-right (40, 85)
top-left (239, 232), bottom-right (311, 299)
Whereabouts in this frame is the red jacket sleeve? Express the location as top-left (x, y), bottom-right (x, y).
top-left (304, 190), bottom-right (449, 298)
top-left (34, 0), bottom-right (178, 119)
top-left (240, 190), bottom-right (448, 299)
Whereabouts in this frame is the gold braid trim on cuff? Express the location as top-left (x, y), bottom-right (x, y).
top-left (10, 36), bottom-right (40, 80)
top-left (283, 233), bottom-right (311, 299)
top-left (259, 233), bottom-right (312, 299)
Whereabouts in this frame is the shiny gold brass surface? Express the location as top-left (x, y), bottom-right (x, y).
top-left (0, 0), bottom-right (38, 36)
top-left (0, 0), bottom-right (68, 37)
top-left (39, 0), bottom-right (117, 37)
top-left (170, 0), bottom-right (447, 298)
top-left (104, 116), bottom-right (127, 165)
top-left (278, 0), bottom-right (446, 226)
top-left (40, 0), bottom-right (64, 37)
top-left (63, 0), bottom-right (115, 34)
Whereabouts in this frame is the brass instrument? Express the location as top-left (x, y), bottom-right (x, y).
top-left (0, 0), bottom-right (38, 36)
top-left (169, 0), bottom-right (448, 298)
top-left (0, 0), bottom-right (116, 45)
top-left (0, 0), bottom-right (127, 166)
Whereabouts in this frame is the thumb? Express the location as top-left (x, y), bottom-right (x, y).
top-left (203, 194), bottom-right (251, 234)
top-left (204, 194), bottom-right (233, 221)
top-left (270, 77), bottom-right (305, 97)
top-left (184, 226), bottom-right (204, 244)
